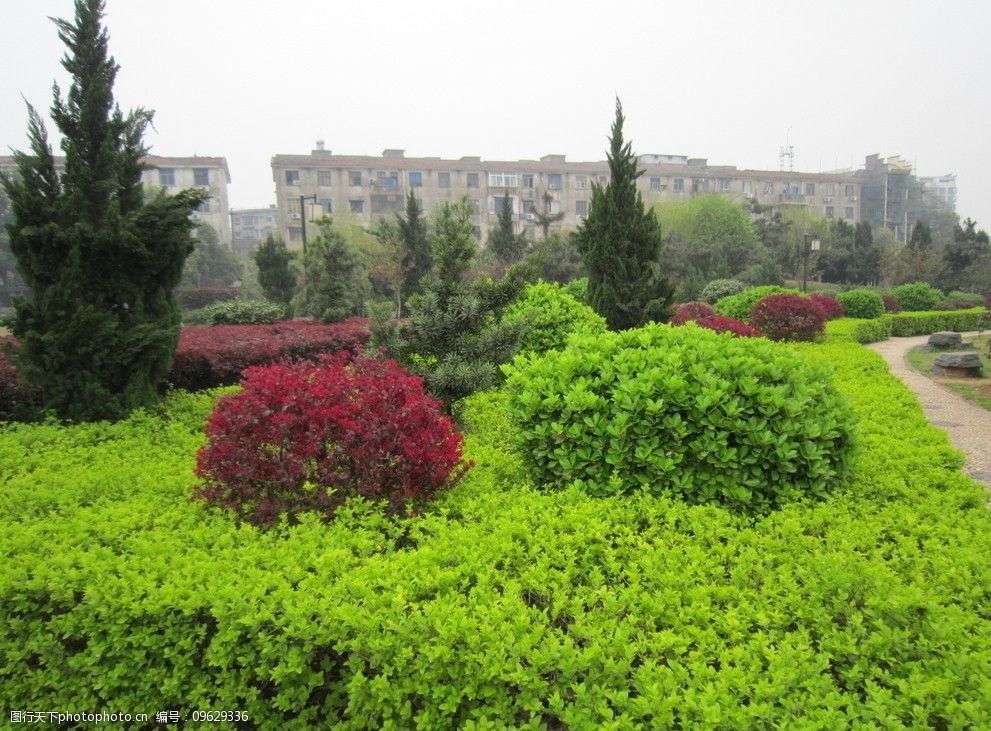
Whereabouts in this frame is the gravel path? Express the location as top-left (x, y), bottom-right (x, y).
top-left (868, 332), bottom-right (991, 487)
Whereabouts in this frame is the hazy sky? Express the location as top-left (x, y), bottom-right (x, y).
top-left (3, 0), bottom-right (989, 226)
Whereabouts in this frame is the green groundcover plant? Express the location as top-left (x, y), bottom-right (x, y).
top-left (2, 341), bottom-right (991, 727)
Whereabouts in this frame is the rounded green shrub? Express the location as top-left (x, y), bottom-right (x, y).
top-left (502, 281), bottom-right (607, 355)
top-left (890, 282), bottom-right (943, 312)
top-left (699, 278), bottom-right (748, 304)
top-left (505, 323), bottom-right (857, 511)
top-left (837, 289), bottom-right (885, 319)
top-left (562, 277), bottom-right (588, 304)
top-left (714, 285), bottom-right (800, 322)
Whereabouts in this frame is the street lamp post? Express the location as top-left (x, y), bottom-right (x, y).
top-left (801, 233), bottom-right (821, 292)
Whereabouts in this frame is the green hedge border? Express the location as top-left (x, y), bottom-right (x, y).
top-left (827, 308), bottom-right (986, 344)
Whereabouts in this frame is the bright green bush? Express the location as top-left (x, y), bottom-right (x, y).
top-left (837, 289), bottom-right (885, 319)
top-left (888, 308), bottom-right (986, 336)
top-left (183, 299), bottom-right (287, 326)
top-left (826, 317), bottom-right (893, 344)
top-left (714, 285), bottom-right (800, 322)
top-left (504, 323), bottom-right (857, 510)
top-left (501, 281), bottom-right (607, 355)
top-left (699, 278), bottom-right (748, 304)
top-left (3, 343), bottom-right (991, 727)
top-left (561, 277), bottom-right (588, 303)
top-left (890, 282), bottom-right (943, 312)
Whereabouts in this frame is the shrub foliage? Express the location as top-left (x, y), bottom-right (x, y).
top-left (669, 301), bottom-right (716, 325)
top-left (504, 323), bottom-right (857, 510)
top-left (714, 285), bottom-right (798, 322)
top-left (699, 278), bottom-right (748, 304)
top-left (810, 292), bottom-right (844, 319)
top-left (891, 282), bottom-right (943, 312)
top-left (693, 315), bottom-right (763, 337)
top-left (751, 293), bottom-right (827, 342)
top-left (184, 300), bottom-right (287, 326)
top-left (501, 281), bottom-right (606, 355)
top-left (194, 354), bottom-right (467, 526)
top-left (837, 289), bottom-right (885, 319)
top-left (882, 294), bottom-right (902, 313)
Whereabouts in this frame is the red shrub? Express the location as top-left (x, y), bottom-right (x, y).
top-left (882, 295), bottom-right (902, 314)
top-left (693, 315), bottom-right (763, 338)
top-left (810, 293), bottom-right (844, 320)
top-left (177, 287), bottom-right (239, 310)
top-left (750, 294), bottom-right (826, 342)
top-left (670, 301), bottom-right (716, 325)
top-left (169, 318), bottom-right (370, 391)
top-left (193, 353), bottom-right (468, 526)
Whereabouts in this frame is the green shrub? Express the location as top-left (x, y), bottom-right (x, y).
top-left (183, 299), bottom-right (287, 326)
top-left (890, 282), bottom-right (943, 312)
top-left (562, 277), bottom-right (588, 304)
top-left (504, 323), bottom-right (857, 511)
top-left (699, 278), bottom-right (748, 304)
top-left (946, 291), bottom-right (985, 307)
top-left (825, 317), bottom-right (893, 344)
top-left (714, 285), bottom-right (799, 322)
top-left (501, 281), bottom-right (607, 355)
top-left (888, 308), bottom-right (986, 336)
top-left (837, 289), bottom-right (885, 319)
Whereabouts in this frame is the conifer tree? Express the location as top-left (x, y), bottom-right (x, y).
top-left (1, 0), bottom-right (205, 420)
top-left (487, 191), bottom-right (527, 263)
top-left (254, 235), bottom-right (296, 307)
top-left (298, 218), bottom-right (369, 322)
top-left (397, 189), bottom-right (431, 308)
top-left (574, 98), bottom-right (674, 329)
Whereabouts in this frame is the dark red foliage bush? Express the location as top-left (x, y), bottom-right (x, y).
top-left (810, 293), bottom-right (844, 320)
top-left (693, 315), bottom-right (763, 338)
top-left (193, 353), bottom-right (468, 526)
top-left (750, 294), bottom-right (826, 342)
top-left (0, 338), bottom-right (41, 420)
top-left (177, 287), bottom-right (240, 310)
top-left (670, 301), bottom-right (716, 325)
top-left (169, 318), bottom-right (369, 391)
top-left (882, 295), bottom-right (902, 314)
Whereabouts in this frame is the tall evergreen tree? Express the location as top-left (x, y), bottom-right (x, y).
top-left (487, 191), bottom-right (527, 263)
top-left (298, 218), bottom-right (369, 323)
top-left (181, 221), bottom-right (242, 288)
top-left (397, 189), bottom-right (431, 308)
top-left (908, 220), bottom-right (933, 251)
top-left (0, 0), bottom-right (205, 420)
top-left (254, 234), bottom-right (296, 306)
top-left (574, 98), bottom-right (674, 329)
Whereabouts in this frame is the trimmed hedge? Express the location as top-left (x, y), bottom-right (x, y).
top-left (836, 289), bottom-right (885, 319)
top-left (501, 281), bottom-right (607, 355)
top-left (699, 278), bottom-right (747, 304)
top-left (183, 300), bottom-right (288, 326)
top-left (751, 293), bottom-right (827, 342)
top-left (176, 287), bottom-right (240, 310)
top-left (669, 301), bottom-right (716, 325)
top-left (887, 308), bottom-right (986, 337)
top-left (826, 317), bottom-right (893, 344)
top-left (890, 282), bottom-right (943, 312)
top-left (714, 285), bottom-right (800, 322)
top-left (504, 323), bottom-right (857, 510)
top-left (2, 341), bottom-right (990, 726)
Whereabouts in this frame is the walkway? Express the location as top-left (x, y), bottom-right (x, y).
top-left (868, 332), bottom-right (991, 487)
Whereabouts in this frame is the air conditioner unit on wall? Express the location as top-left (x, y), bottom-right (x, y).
top-left (850, 196), bottom-right (858, 201)
top-left (290, 213), bottom-right (301, 221)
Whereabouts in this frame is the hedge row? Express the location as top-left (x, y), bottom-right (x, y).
top-left (0, 319), bottom-right (371, 414)
top-left (826, 308), bottom-right (987, 344)
top-left (2, 340), bottom-right (990, 726)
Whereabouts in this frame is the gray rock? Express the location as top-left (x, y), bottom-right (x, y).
top-left (928, 331), bottom-right (962, 348)
top-left (933, 351), bottom-right (982, 376)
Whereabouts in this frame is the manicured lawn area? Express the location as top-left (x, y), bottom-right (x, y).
top-left (906, 334), bottom-right (991, 412)
top-left (2, 340), bottom-right (990, 727)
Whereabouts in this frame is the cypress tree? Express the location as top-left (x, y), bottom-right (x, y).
top-left (487, 191), bottom-right (527, 263)
top-left (574, 98), bottom-right (674, 329)
top-left (254, 235), bottom-right (296, 306)
top-left (1, 0), bottom-right (205, 421)
top-left (397, 189), bottom-right (431, 308)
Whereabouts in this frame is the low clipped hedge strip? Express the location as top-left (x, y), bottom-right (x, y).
top-left (887, 307), bottom-right (986, 336)
top-left (826, 317), bottom-right (893, 344)
top-left (2, 341), bottom-right (990, 726)
top-left (183, 300), bottom-right (288, 326)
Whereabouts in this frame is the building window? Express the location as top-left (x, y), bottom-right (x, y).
top-left (522, 174), bottom-right (534, 188)
top-left (845, 207), bottom-right (854, 219)
top-left (489, 196), bottom-right (515, 213)
top-left (467, 172), bottom-right (479, 188)
top-left (764, 181), bottom-right (774, 194)
top-left (349, 199), bottom-right (364, 213)
top-left (742, 180), bottom-right (753, 194)
top-left (719, 179), bottom-right (731, 192)
top-left (523, 199), bottom-right (537, 214)
top-left (318, 198), bottom-right (333, 215)
top-left (469, 199), bottom-right (481, 214)
top-left (376, 171), bottom-right (398, 189)
top-left (488, 172), bottom-right (518, 187)
top-left (845, 184), bottom-right (855, 197)
top-left (158, 168), bottom-right (176, 186)
top-left (193, 168), bottom-right (209, 186)
top-left (694, 178), bottom-right (710, 193)
top-left (318, 171), bottom-right (332, 186)
top-left (349, 171), bottom-right (362, 186)
top-left (409, 171), bottom-right (423, 187)
top-left (287, 198), bottom-right (301, 214)
top-left (285, 170), bottom-right (300, 186)
top-left (805, 183), bottom-right (815, 195)
top-left (576, 200), bottom-right (588, 216)
top-left (289, 227), bottom-right (302, 242)
top-left (825, 206), bottom-right (835, 218)
top-left (195, 198), bottom-right (211, 213)
top-left (673, 178), bottom-right (684, 192)
top-left (650, 177), bottom-right (662, 191)
top-left (575, 175), bottom-right (587, 190)
top-left (824, 183), bottom-right (836, 195)
top-left (438, 172), bottom-right (451, 188)
top-left (548, 173), bottom-right (562, 190)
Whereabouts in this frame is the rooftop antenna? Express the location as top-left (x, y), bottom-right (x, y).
top-left (779, 127), bottom-right (794, 172)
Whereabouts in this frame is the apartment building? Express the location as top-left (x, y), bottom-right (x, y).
top-left (1, 154), bottom-right (233, 248)
top-left (270, 143), bottom-right (863, 249)
top-left (919, 173), bottom-right (957, 212)
top-left (231, 206), bottom-right (278, 256)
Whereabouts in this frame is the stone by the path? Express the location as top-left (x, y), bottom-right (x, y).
top-left (928, 331), bottom-right (962, 348)
top-left (933, 351), bottom-right (982, 377)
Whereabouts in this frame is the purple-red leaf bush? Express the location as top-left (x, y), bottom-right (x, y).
top-left (670, 301), bottom-right (716, 326)
top-left (810, 293), bottom-right (844, 320)
top-left (751, 294), bottom-right (826, 342)
top-left (193, 353), bottom-right (469, 526)
top-left (693, 315), bottom-right (763, 338)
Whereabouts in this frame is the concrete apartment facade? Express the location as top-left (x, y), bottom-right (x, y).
top-left (270, 143), bottom-right (864, 249)
top-left (1, 154), bottom-right (233, 249)
top-left (231, 206), bottom-right (278, 256)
